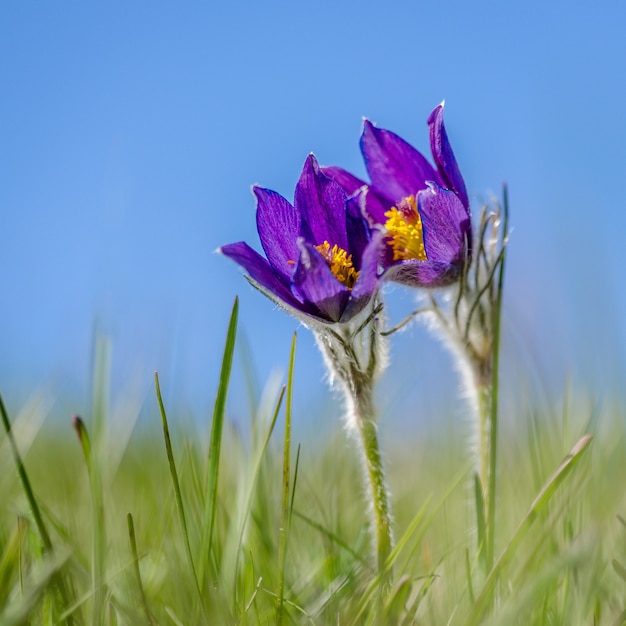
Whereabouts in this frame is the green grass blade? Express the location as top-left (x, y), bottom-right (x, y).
top-left (126, 513), bottom-right (155, 626)
top-left (72, 416), bottom-right (105, 626)
top-left (0, 393), bottom-right (76, 624)
top-left (0, 517), bottom-right (28, 607)
top-left (277, 332), bottom-right (296, 625)
top-left (465, 433), bottom-right (593, 625)
top-left (226, 385), bottom-right (284, 603)
top-left (473, 472), bottom-right (487, 572)
top-left (200, 296), bottom-right (239, 585)
top-left (292, 510), bottom-right (368, 566)
top-left (154, 371), bottom-right (207, 620)
top-left (353, 464), bottom-right (470, 624)
top-left (0, 552), bottom-right (71, 626)
top-left (383, 574), bottom-right (412, 622)
top-left (613, 559), bottom-right (626, 584)
top-left (465, 547), bottom-right (475, 606)
top-left (0, 395), bottom-right (54, 553)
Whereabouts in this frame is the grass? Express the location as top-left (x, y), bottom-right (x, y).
top-left (1, 301), bottom-right (626, 624)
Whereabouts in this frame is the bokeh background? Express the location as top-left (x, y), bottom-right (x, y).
top-left (2, 1), bottom-right (625, 434)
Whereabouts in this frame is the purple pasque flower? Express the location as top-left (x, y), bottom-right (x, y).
top-left (220, 154), bottom-right (383, 325)
top-left (323, 102), bottom-right (472, 288)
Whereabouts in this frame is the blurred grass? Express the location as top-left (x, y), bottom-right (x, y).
top-left (1, 311), bottom-right (626, 623)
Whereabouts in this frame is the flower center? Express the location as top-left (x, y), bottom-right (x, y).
top-left (314, 241), bottom-right (359, 289)
top-left (383, 195), bottom-right (427, 261)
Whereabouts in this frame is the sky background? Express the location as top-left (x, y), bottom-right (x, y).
top-left (1, 1), bottom-right (625, 436)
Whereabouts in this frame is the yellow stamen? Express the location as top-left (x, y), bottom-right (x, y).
top-left (314, 241), bottom-right (359, 289)
top-left (384, 195), bottom-right (427, 261)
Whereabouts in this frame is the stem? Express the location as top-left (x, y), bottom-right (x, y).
top-left (314, 302), bottom-right (392, 589)
top-left (477, 383), bottom-right (492, 512)
top-left (486, 187), bottom-right (507, 572)
top-left (351, 383), bottom-right (393, 582)
top-left (475, 381), bottom-right (493, 569)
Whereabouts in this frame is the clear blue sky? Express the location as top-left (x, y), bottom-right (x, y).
top-left (2, 1), bottom-right (625, 429)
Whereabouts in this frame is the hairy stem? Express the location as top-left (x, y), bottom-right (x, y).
top-left (350, 383), bottom-right (393, 580)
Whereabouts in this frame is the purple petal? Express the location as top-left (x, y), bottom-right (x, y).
top-left (348, 230), bottom-right (384, 301)
top-left (291, 240), bottom-right (349, 322)
top-left (384, 259), bottom-right (462, 288)
top-left (345, 193), bottom-right (370, 268)
top-left (321, 165), bottom-right (367, 196)
top-left (254, 186), bottom-right (301, 279)
top-left (361, 119), bottom-right (441, 202)
top-left (428, 103), bottom-right (469, 210)
top-left (418, 184), bottom-right (470, 266)
top-left (359, 185), bottom-right (393, 226)
top-left (294, 154), bottom-right (348, 250)
top-left (220, 242), bottom-right (305, 311)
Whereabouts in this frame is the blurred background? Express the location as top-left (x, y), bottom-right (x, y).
top-left (1, 1), bottom-right (625, 436)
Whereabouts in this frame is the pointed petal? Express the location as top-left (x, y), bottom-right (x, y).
top-left (220, 242), bottom-right (304, 310)
top-left (321, 165), bottom-right (367, 196)
top-left (294, 154), bottom-right (348, 249)
top-left (428, 103), bottom-right (469, 210)
top-left (291, 240), bottom-right (349, 322)
top-left (418, 184), bottom-right (470, 267)
top-left (254, 186), bottom-right (301, 279)
top-left (361, 119), bottom-right (441, 201)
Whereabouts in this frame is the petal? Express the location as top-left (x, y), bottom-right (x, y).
top-left (351, 230), bottom-right (380, 300)
top-left (294, 154), bottom-right (348, 250)
top-left (320, 165), bottom-right (367, 196)
top-left (220, 242), bottom-right (305, 311)
top-left (345, 192), bottom-right (371, 268)
top-left (359, 185), bottom-right (393, 226)
top-left (418, 184), bottom-right (470, 266)
top-left (428, 103), bottom-right (469, 210)
top-left (384, 259), bottom-right (462, 288)
top-left (361, 119), bottom-right (441, 201)
top-left (254, 186), bottom-right (301, 279)
top-left (291, 240), bottom-right (350, 322)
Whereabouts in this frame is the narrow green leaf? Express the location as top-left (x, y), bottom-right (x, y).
top-left (353, 464), bottom-right (470, 624)
top-left (613, 559), bottom-right (626, 584)
top-left (0, 394), bottom-right (76, 623)
top-left (200, 296), bottom-right (239, 585)
top-left (383, 574), bottom-right (412, 621)
top-left (0, 552), bottom-right (71, 626)
top-left (0, 395), bottom-right (53, 553)
top-left (277, 332), bottom-right (297, 625)
top-left (0, 517), bottom-right (28, 607)
top-left (292, 511), bottom-right (367, 565)
top-left (465, 433), bottom-right (593, 625)
top-left (154, 371), bottom-right (207, 620)
top-left (229, 384), bottom-right (283, 598)
top-left (474, 472), bottom-right (487, 572)
top-left (72, 416), bottom-right (106, 626)
top-left (127, 513), bottom-right (155, 626)
top-left (465, 548), bottom-right (475, 606)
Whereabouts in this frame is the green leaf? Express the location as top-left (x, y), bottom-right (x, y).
top-left (200, 296), bottom-right (239, 585)
top-left (465, 434), bottom-right (593, 625)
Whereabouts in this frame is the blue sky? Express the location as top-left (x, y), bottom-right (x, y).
top-left (2, 1), bottom-right (625, 430)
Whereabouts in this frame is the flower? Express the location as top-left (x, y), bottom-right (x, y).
top-left (323, 103), bottom-right (472, 288)
top-left (220, 154), bottom-right (383, 325)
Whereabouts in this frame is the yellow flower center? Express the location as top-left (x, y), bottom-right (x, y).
top-left (314, 241), bottom-right (359, 289)
top-left (384, 195), bottom-right (427, 261)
